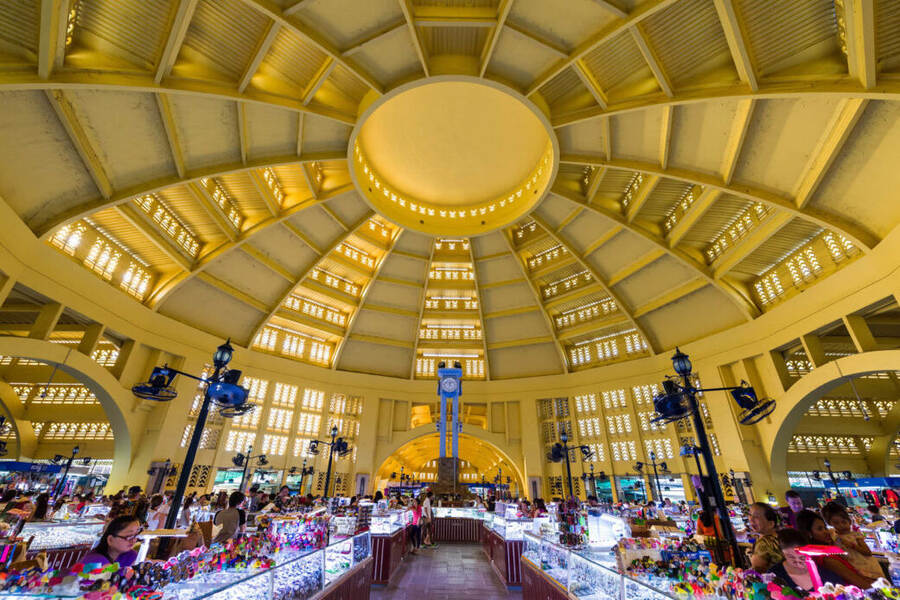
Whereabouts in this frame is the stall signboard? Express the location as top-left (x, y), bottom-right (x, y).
top-left (0, 461), bottom-right (61, 474)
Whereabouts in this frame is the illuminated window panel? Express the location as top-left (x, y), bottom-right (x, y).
top-left (787, 434), bottom-right (868, 454)
top-left (611, 440), bottom-right (637, 462)
top-left (513, 220), bottom-right (540, 244)
top-left (84, 239), bottom-right (121, 280)
top-left (309, 268), bottom-right (361, 296)
top-left (574, 394), bottom-right (598, 415)
top-left (555, 298), bottom-right (617, 329)
top-left (785, 358), bottom-right (813, 378)
top-left (644, 438), bottom-right (674, 459)
top-left (568, 329), bottom-right (648, 369)
top-left (706, 202), bottom-right (771, 262)
top-left (283, 295), bottom-right (347, 327)
top-left (542, 270), bottom-right (591, 300)
top-left (873, 400), bottom-right (895, 418)
top-left (602, 389), bottom-right (627, 410)
top-left (230, 403), bottom-right (260, 430)
top-left (272, 383), bottom-right (298, 408)
top-left (337, 242), bottom-right (376, 269)
top-left (754, 271), bottom-right (784, 305)
top-left (606, 414), bottom-right (631, 435)
top-left (91, 343), bottom-right (120, 367)
top-left (252, 325), bottom-right (333, 366)
top-left (639, 411), bottom-right (665, 433)
top-left (632, 384), bottom-right (659, 405)
top-left (199, 177), bottom-right (243, 230)
top-left (135, 194), bottom-right (199, 257)
top-left (267, 408), bottom-right (293, 433)
top-left (65, 0), bottom-right (80, 47)
top-left (296, 412), bottom-right (321, 436)
top-left (261, 168), bottom-right (286, 206)
top-left (424, 296), bottom-right (479, 311)
top-left (11, 384), bottom-right (98, 406)
top-left (38, 422), bottom-right (112, 441)
top-left (584, 443), bottom-right (605, 462)
top-left (416, 353), bottom-right (484, 379)
top-left (416, 357), bottom-right (436, 377)
top-left (366, 219), bottom-right (392, 240)
top-left (225, 430), bottom-right (256, 453)
top-left (805, 398), bottom-right (870, 418)
top-left (577, 417), bottom-right (602, 439)
top-left (261, 434), bottom-right (288, 456)
top-left (50, 223), bottom-right (85, 256)
top-left (429, 266), bottom-right (474, 281)
top-left (433, 238), bottom-right (470, 252)
top-left (293, 436), bottom-right (316, 457)
top-left (419, 324), bottom-right (482, 340)
top-left (302, 388), bottom-right (324, 411)
top-left (528, 245), bottom-right (568, 270)
top-left (180, 425), bottom-right (218, 449)
top-left (243, 377), bottom-right (269, 403)
top-left (663, 185), bottom-right (701, 232)
top-left (619, 173), bottom-right (645, 210)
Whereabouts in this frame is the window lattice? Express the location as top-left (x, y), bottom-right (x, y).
top-left (225, 430), bottom-right (256, 453)
top-left (38, 422), bottom-right (112, 440)
top-left (611, 440), bottom-right (637, 462)
top-left (577, 417), bottom-right (602, 439)
top-left (267, 408), bottom-right (293, 433)
top-left (787, 435), bottom-right (871, 454)
top-left (574, 394), bottom-right (598, 415)
top-left (632, 384), bottom-right (659, 405)
top-left (84, 239), bottom-right (120, 280)
top-left (606, 414), bottom-right (632, 435)
top-left (13, 384), bottom-right (98, 406)
top-left (644, 438), bottom-right (674, 460)
top-left (261, 434), bottom-right (288, 456)
top-left (272, 383), bottom-right (298, 408)
top-left (602, 389), bottom-right (627, 410)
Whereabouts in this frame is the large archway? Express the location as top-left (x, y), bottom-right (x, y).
top-left (764, 350), bottom-right (900, 493)
top-left (373, 428), bottom-right (525, 497)
top-left (0, 336), bottom-right (137, 489)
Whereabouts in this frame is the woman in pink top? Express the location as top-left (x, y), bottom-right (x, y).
top-left (408, 497), bottom-right (422, 554)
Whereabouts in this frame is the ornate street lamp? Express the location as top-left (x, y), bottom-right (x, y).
top-left (132, 339), bottom-right (252, 529)
top-left (232, 445), bottom-right (268, 492)
top-left (51, 445), bottom-right (92, 497)
top-left (547, 431), bottom-right (595, 500)
top-left (308, 425), bottom-right (351, 498)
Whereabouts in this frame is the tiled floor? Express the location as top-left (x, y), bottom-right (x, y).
top-left (370, 543), bottom-right (523, 599)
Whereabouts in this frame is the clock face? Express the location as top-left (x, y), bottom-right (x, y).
top-left (440, 377), bottom-right (458, 393)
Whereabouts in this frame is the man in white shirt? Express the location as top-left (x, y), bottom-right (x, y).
top-left (421, 490), bottom-right (435, 547)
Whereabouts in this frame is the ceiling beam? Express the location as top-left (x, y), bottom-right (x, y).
top-left (501, 232), bottom-right (568, 373)
top-left (574, 60), bottom-right (608, 109)
top-left (155, 93), bottom-right (186, 179)
top-left (348, 334), bottom-right (413, 349)
top-left (794, 98), bottom-right (868, 209)
top-left (188, 181), bottom-right (238, 242)
top-left (558, 154), bottom-right (878, 252)
top-left (44, 90), bottom-right (112, 200)
top-left (38, 0), bottom-right (68, 80)
top-left (607, 248), bottom-right (665, 286)
top-left (712, 0), bottom-right (757, 91)
top-left (237, 102), bottom-right (248, 165)
top-left (196, 271), bottom-right (268, 312)
top-left (480, 0), bottom-right (514, 77)
top-left (720, 98), bottom-right (755, 185)
top-left (488, 336), bottom-right (555, 350)
top-left (155, 0), bottom-right (200, 83)
top-left (531, 214), bottom-right (659, 354)
top-left (282, 221), bottom-right (323, 255)
top-left (274, 307), bottom-right (344, 338)
top-left (584, 225), bottom-right (622, 255)
top-left (844, 0), bottom-right (876, 90)
top-left (364, 302), bottom-right (418, 319)
top-left (399, 0), bottom-right (430, 77)
top-left (526, 0), bottom-right (677, 95)
top-left (413, 6), bottom-right (496, 27)
top-left (241, 243), bottom-right (294, 281)
top-left (148, 184), bottom-right (354, 308)
top-left (342, 19), bottom-right (406, 57)
top-left (113, 202), bottom-right (194, 271)
top-left (601, 117), bottom-right (612, 160)
top-left (550, 182), bottom-right (758, 319)
top-left (658, 104), bottom-right (672, 169)
top-left (591, 0), bottom-right (628, 19)
top-left (503, 20), bottom-right (568, 58)
top-left (710, 212), bottom-right (793, 279)
top-left (249, 212), bottom-right (374, 347)
top-left (302, 57), bottom-right (336, 105)
top-left (33, 151), bottom-right (346, 238)
top-left (409, 239), bottom-right (437, 380)
top-left (236, 0), bottom-right (383, 94)
top-left (295, 113), bottom-right (304, 155)
top-left (630, 25), bottom-right (673, 97)
top-left (248, 169), bottom-right (281, 217)
top-left (666, 188), bottom-right (720, 247)
top-left (320, 204), bottom-right (348, 231)
top-left (238, 21), bottom-right (280, 93)
top-left (468, 239), bottom-right (492, 380)
top-left (556, 207), bottom-right (583, 232)
top-left (300, 163), bottom-right (320, 199)
top-left (625, 173), bottom-right (660, 223)
top-left (633, 278), bottom-right (707, 318)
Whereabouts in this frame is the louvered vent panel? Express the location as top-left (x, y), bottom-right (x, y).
top-left (263, 26), bottom-right (329, 89)
top-left (581, 30), bottom-right (647, 91)
top-left (0, 0), bottom-right (39, 56)
top-left (76, 0), bottom-right (175, 69)
top-left (182, 0), bottom-right (271, 80)
top-left (876, 0), bottom-right (900, 66)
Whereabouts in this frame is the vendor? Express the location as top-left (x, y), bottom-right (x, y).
top-left (212, 491), bottom-right (246, 544)
top-left (822, 502), bottom-right (884, 580)
top-left (81, 516), bottom-right (142, 568)
top-left (778, 490), bottom-right (805, 529)
top-left (769, 528), bottom-right (844, 593)
top-left (747, 502), bottom-right (783, 570)
top-left (796, 509), bottom-right (876, 588)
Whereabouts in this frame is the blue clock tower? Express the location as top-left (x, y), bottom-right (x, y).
top-left (436, 361), bottom-right (463, 489)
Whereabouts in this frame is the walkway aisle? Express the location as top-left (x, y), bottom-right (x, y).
top-left (370, 543), bottom-right (523, 600)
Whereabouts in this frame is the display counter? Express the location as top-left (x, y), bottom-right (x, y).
top-left (19, 520), bottom-right (105, 551)
top-left (481, 519), bottom-right (526, 586)
top-left (522, 532), bottom-right (678, 600)
top-left (432, 506), bottom-right (484, 543)
top-left (371, 510), bottom-right (413, 584)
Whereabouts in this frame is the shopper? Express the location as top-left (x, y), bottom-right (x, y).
top-left (421, 491), bottom-right (435, 547)
top-left (821, 502), bottom-right (884, 580)
top-left (408, 497), bottom-right (422, 554)
top-left (695, 509), bottom-right (723, 538)
top-left (30, 493), bottom-right (50, 521)
top-left (747, 502), bottom-right (783, 570)
top-left (145, 495), bottom-right (167, 529)
top-left (81, 515), bottom-right (142, 567)
top-left (769, 528), bottom-right (845, 593)
top-left (796, 509), bottom-right (876, 588)
top-left (177, 496), bottom-right (194, 528)
top-left (212, 491), bottom-right (246, 544)
top-left (779, 490), bottom-right (805, 529)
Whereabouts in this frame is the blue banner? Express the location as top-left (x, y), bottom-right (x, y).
top-left (0, 461), bottom-right (61, 474)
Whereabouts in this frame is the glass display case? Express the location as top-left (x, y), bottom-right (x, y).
top-left (432, 507), bottom-right (486, 519)
top-left (20, 520), bottom-right (105, 551)
top-left (324, 537), bottom-right (353, 586)
top-left (329, 515), bottom-right (357, 539)
top-left (521, 533), bottom-right (679, 600)
top-left (490, 516), bottom-right (530, 540)
top-left (370, 511), bottom-right (404, 535)
top-left (585, 511), bottom-right (628, 549)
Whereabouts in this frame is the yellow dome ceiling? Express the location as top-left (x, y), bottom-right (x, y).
top-left (0, 0), bottom-right (898, 381)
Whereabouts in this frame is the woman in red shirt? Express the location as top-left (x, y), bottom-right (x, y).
top-left (408, 497), bottom-right (423, 554)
